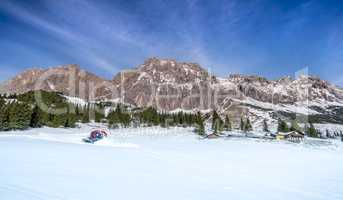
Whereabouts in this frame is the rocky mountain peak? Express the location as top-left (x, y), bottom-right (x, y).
top-left (297, 75), bottom-right (330, 89)
top-left (1, 64), bottom-right (111, 100)
top-left (53, 64), bottom-right (80, 71)
top-left (228, 74), bottom-right (270, 84)
top-left (12, 68), bottom-right (44, 81)
top-left (276, 76), bottom-right (293, 84)
top-left (2, 58), bottom-right (343, 124)
top-left (132, 57), bottom-right (209, 84)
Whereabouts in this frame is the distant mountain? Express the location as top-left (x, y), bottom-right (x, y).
top-left (111, 57), bottom-right (211, 109)
top-left (0, 64), bottom-right (111, 100)
top-left (2, 57), bottom-right (343, 126)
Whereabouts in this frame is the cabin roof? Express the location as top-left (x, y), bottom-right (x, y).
top-left (277, 131), bottom-right (304, 137)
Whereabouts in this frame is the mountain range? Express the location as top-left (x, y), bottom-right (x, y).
top-left (2, 57), bottom-right (343, 127)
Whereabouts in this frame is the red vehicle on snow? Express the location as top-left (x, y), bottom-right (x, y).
top-left (83, 128), bottom-right (110, 144)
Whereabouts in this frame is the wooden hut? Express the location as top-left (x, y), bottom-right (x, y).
top-left (205, 133), bottom-right (221, 139)
top-left (276, 131), bottom-right (304, 142)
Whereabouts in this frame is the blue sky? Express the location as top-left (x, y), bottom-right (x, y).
top-left (0, 0), bottom-right (343, 85)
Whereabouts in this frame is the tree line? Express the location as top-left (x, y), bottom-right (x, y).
top-left (0, 91), bottom-right (105, 131)
top-left (0, 91), bottom-right (239, 136)
top-left (1, 91), bottom-right (343, 141)
top-left (106, 105), bottom-right (199, 129)
top-left (0, 91), bottom-right (202, 131)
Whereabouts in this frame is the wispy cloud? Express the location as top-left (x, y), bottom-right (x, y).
top-left (0, 0), bottom-right (249, 77)
top-left (0, 0), bottom-right (144, 75)
top-left (1, 0), bottom-right (341, 84)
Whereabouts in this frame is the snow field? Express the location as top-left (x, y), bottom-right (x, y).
top-left (1, 125), bottom-right (343, 200)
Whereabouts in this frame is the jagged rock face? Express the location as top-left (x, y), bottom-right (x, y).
top-left (1, 68), bottom-right (45, 94)
top-left (1, 65), bottom-right (112, 100)
top-left (215, 74), bottom-right (343, 105)
top-left (137, 58), bottom-right (209, 84)
top-left (108, 58), bottom-right (343, 126)
top-left (2, 58), bottom-right (343, 116)
top-left (111, 58), bottom-right (214, 110)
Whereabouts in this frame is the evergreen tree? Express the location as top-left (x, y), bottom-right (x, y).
top-left (290, 119), bottom-right (302, 133)
top-left (94, 105), bottom-right (105, 123)
top-left (244, 118), bottom-right (252, 133)
top-left (107, 110), bottom-right (120, 129)
top-left (64, 107), bottom-right (76, 128)
top-left (75, 105), bottom-right (80, 116)
top-left (0, 98), bottom-right (6, 130)
top-left (224, 115), bottom-right (232, 131)
top-left (0, 97), bottom-right (5, 108)
top-left (195, 112), bottom-right (202, 124)
top-left (74, 105), bottom-right (84, 122)
top-left (211, 110), bottom-right (223, 133)
top-left (81, 104), bottom-right (90, 123)
top-left (115, 104), bottom-right (122, 114)
top-left (194, 112), bottom-right (205, 136)
top-left (263, 119), bottom-right (269, 132)
top-left (160, 113), bottom-right (167, 128)
top-left (120, 112), bottom-right (131, 127)
top-left (198, 120), bottom-right (205, 136)
top-left (8, 102), bottom-right (31, 130)
top-left (0, 103), bottom-right (10, 131)
top-left (51, 115), bottom-right (62, 128)
top-left (107, 104), bottom-right (132, 128)
top-left (30, 105), bottom-right (44, 128)
top-left (213, 120), bottom-right (219, 134)
top-left (213, 119), bottom-right (223, 134)
top-left (69, 114), bottom-right (77, 128)
top-left (138, 107), bottom-right (156, 126)
top-left (64, 116), bottom-right (70, 128)
top-left (277, 118), bottom-right (289, 132)
top-left (47, 112), bottom-right (54, 126)
top-left (211, 110), bottom-right (219, 129)
top-left (240, 117), bottom-right (245, 131)
top-left (152, 110), bottom-right (161, 126)
top-left (306, 121), bottom-right (318, 138)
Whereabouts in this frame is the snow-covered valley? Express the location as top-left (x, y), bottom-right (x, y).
top-left (1, 125), bottom-right (343, 200)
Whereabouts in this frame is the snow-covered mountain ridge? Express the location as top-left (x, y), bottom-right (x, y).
top-left (1, 57), bottom-right (343, 125)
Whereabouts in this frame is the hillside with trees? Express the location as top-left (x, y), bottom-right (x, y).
top-left (1, 91), bottom-right (342, 140)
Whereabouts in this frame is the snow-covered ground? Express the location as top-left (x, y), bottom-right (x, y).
top-left (1, 125), bottom-right (343, 200)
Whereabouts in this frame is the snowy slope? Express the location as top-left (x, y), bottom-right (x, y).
top-left (1, 126), bottom-right (343, 200)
